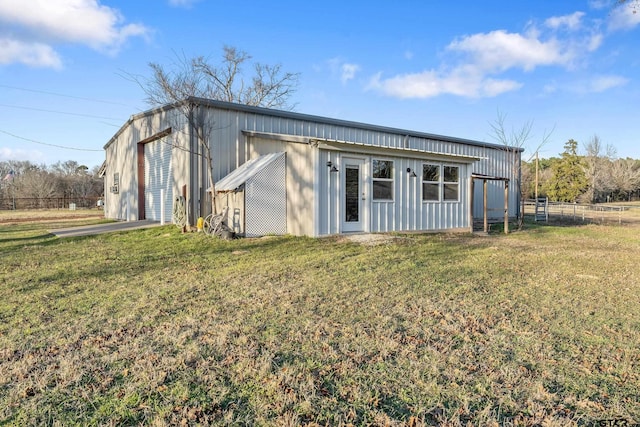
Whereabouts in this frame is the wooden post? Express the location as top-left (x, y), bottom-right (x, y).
top-left (535, 152), bottom-right (539, 201)
top-left (504, 181), bottom-right (509, 234)
top-left (483, 179), bottom-right (488, 233)
top-left (469, 178), bottom-right (475, 232)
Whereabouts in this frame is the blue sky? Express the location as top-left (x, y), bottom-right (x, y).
top-left (0, 0), bottom-right (639, 169)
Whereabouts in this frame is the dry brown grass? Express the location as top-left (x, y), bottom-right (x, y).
top-left (1, 213), bottom-right (639, 426)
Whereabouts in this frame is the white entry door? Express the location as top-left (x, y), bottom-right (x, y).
top-left (342, 158), bottom-right (366, 232)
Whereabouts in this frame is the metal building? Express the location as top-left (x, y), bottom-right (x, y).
top-left (103, 98), bottom-right (522, 236)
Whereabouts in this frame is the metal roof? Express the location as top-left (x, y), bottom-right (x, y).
top-left (188, 97), bottom-right (524, 153)
top-left (213, 152), bottom-right (285, 193)
top-left (107, 98), bottom-right (524, 153)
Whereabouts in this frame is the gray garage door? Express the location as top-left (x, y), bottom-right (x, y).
top-left (144, 141), bottom-right (173, 221)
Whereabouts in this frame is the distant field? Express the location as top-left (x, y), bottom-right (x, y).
top-left (1, 212), bottom-right (639, 426)
top-left (0, 208), bottom-right (105, 225)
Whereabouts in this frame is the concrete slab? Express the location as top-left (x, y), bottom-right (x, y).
top-left (50, 220), bottom-right (165, 238)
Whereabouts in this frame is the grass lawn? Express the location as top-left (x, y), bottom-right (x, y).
top-left (1, 211), bottom-right (639, 426)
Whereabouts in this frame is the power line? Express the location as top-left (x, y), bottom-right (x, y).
top-left (0, 103), bottom-right (125, 121)
top-left (0, 129), bottom-right (103, 152)
top-left (0, 84), bottom-right (133, 107)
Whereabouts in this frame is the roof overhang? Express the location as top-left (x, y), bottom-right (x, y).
top-left (242, 130), bottom-right (481, 163)
top-left (312, 138), bottom-right (481, 164)
top-left (471, 173), bottom-right (510, 181)
top-left (97, 161), bottom-right (107, 178)
top-left (241, 130), bottom-right (311, 144)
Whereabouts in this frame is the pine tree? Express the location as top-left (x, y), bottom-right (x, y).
top-left (545, 139), bottom-right (589, 202)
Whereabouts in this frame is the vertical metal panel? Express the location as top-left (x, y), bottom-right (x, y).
top-left (108, 102), bottom-right (520, 232)
top-left (144, 139), bottom-right (173, 222)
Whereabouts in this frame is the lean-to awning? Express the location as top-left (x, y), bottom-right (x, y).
top-left (241, 130), bottom-right (481, 163)
top-left (211, 152), bottom-right (285, 193)
top-left (312, 138), bottom-right (481, 163)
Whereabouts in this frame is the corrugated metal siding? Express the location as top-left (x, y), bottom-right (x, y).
top-left (104, 122), bottom-right (136, 221)
top-left (106, 101), bottom-right (519, 230)
top-left (144, 139), bottom-right (173, 222)
top-left (317, 151), bottom-right (471, 235)
top-left (199, 107), bottom-right (518, 222)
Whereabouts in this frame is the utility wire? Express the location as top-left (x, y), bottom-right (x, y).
top-left (0, 103), bottom-right (125, 121)
top-left (0, 84), bottom-right (133, 107)
top-left (0, 129), bottom-right (103, 152)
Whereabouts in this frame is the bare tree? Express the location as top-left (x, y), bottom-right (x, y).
top-left (489, 110), bottom-right (553, 228)
top-left (21, 168), bottom-right (56, 208)
top-left (127, 46), bottom-right (300, 216)
top-left (616, 0), bottom-right (639, 12)
top-left (610, 158), bottom-right (640, 201)
top-left (581, 135), bottom-right (617, 203)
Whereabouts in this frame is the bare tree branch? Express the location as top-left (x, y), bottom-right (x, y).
top-left (123, 46), bottom-right (300, 218)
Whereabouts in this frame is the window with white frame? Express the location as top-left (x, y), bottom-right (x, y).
top-left (443, 165), bottom-right (459, 201)
top-left (422, 163), bottom-right (460, 202)
top-left (372, 159), bottom-right (394, 200)
top-left (422, 164), bottom-right (440, 201)
top-left (111, 172), bottom-right (120, 194)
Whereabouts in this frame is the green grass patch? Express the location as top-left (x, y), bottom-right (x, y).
top-left (1, 214), bottom-right (639, 426)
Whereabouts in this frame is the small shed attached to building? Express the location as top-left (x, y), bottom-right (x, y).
top-left (214, 152), bottom-right (287, 237)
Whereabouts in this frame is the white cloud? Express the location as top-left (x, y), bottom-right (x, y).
top-left (368, 12), bottom-right (616, 100)
top-left (168, 0), bottom-right (201, 8)
top-left (545, 12), bottom-right (586, 31)
top-left (587, 32), bottom-right (604, 51)
top-left (608, 4), bottom-right (640, 31)
top-left (0, 147), bottom-right (45, 162)
top-left (586, 75), bottom-right (629, 92)
top-left (0, 38), bottom-right (62, 68)
top-left (543, 83), bottom-right (558, 94)
top-left (589, 1), bottom-right (610, 10)
top-left (340, 63), bottom-right (360, 84)
top-left (368, 68), bottom-right (522, 99)
top-left (0, 0), bottom-right (150, 67)
top-left (369, 28), bottom-right (571, 99)
top-left (327, 58), bottom-right (361, 84)
top-left (447, 30), bottom-right (573, 72)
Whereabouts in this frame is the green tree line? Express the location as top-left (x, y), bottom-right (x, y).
top-left (0, 160), bottom-right (103, 209)
top-left (523, 137), bottom-right (640, 203)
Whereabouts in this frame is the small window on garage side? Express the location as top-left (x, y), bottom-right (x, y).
top-left (372, 159), bottom-right (394, 200)
top-left (422, 164), bottom-right (440, 201)
top-left (111, 172), bottom-right (120, 194)
top-left (443, 166), bottom-right (459, 201)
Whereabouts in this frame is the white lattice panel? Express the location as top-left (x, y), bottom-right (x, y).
top-left (245, 153), bottom-right (286, 237)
